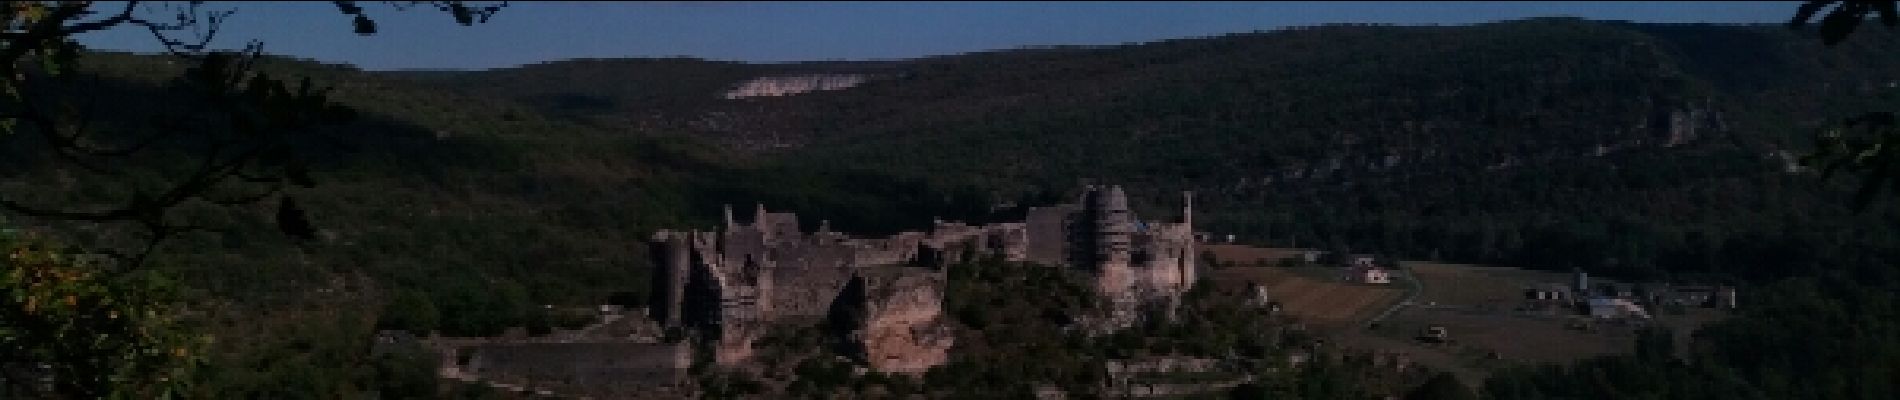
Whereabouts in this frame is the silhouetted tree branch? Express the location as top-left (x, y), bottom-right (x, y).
top-left (0, 1), bottom-right (506, 272)
top-left (1790, 1), bottom-right (1900, 210)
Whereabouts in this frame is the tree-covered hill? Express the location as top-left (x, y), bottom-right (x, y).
top-left (19, 16), bottom-right (1900, 397)
top-left (390, 18), bottom-right (1900, 282)
top-left (1, 50), bottom-right (999, 397)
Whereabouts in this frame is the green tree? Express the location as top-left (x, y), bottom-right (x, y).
top-left (369, 343), bottom-right (440, 400)
top-left (0, 227), bottom-right (207, 398)
top-left (0, 3), bottom-right (503, 397)
top-left (1405, 373), bottom-right (1476, 400)
top-left (377, 289), bottom-right (440, 335)
top-left (1791, 1), bottom-right (1900, 209)
top-left (0, 1), bottom-right (502, 267)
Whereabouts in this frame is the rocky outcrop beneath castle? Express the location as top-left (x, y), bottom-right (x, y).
top-left (648, 185), bottom-right (1197, 373)
top-left (832, 268), bottom-right (956, 376)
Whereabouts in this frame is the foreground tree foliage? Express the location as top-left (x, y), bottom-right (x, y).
top-left (1791, 0), bottom-right (1900, 209)
top-left (1, 1), bottom-right (503, 397)
top-left (0, 226), bottom-right (207, 398)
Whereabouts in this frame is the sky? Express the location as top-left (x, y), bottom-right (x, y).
top-left (74, 1), bottom-right (1803, 71)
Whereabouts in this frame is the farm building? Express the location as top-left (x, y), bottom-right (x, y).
top-left (1418, 326), bottom-right (1449, 343)
top-left (1654, 284), bottom-right (1740, 309)
top-left (1661, 285), bottom-right (1716, 306)
top-left (1586, 298), bottom-right (1650, 319)
top-left (1595, 282), bottom-right (1637, 298)
top-left (1348, 254), bottom-right (1377, 268)
top-left (1349, 266), bottom-right (1391, 284)
top-left (1714, 286), bottom-right (1738, 309)
top-left (1524, 283), bottom-right (1573, 302)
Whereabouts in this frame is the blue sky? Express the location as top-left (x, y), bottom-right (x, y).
top-left (74, 1), bottom-right (1801, 71)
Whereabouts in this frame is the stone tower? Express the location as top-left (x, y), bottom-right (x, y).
top-left (1181, 191), bottom-right (1193, 226)
top-left (1088, 186), bottom-right (1137, 307)
top-left (1093, 185), bottom-right (1135, 272)
top-left (648, 231), bottom-right (693, 327)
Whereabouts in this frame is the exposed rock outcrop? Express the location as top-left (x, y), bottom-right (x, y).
top-left (723, 74), bottom-right (869, 99)
top-left (832, 270), bottom-right (956, 376)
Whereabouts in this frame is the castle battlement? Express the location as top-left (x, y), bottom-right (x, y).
top-left (647, 186), bottom-right (1198, 373)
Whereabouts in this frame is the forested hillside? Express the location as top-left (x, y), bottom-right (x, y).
top-left (0, 51), bottom-right (991, 397)
top-left (397, 18), bottom-right (1900, 284)
top-left (15, 17), bottom-right (1900, 397)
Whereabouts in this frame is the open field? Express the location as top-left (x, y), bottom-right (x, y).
top-left (1375, 308), bottom-right (1634, 364)
top-left (1202, 245), bottom-right (1405, 329)
top-left (1202, 244), bottom-right (1313, 267)
top-left (1405, 262), bottom-right (1573, 307)
top-left (1201, 244), bottom-right (1735, 387)
top-left (1341, 261), bottom-right (1732, 387)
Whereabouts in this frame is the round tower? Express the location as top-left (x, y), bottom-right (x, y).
top-left (1094, 186), bottom-right (1134, 270)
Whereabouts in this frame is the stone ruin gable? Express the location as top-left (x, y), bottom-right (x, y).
top-left (460, 342), bottom-right (691, 397)
top-left (1127, 220), bottom-right (1196, 303)
top-left (689, 229), bottom-right (767, 327)
top-left (833, 266), bottom-right (956, 376)
top-left (765, 237), bottom-right (858, 319)
top-left (847, 231), bottom-right (926, 267)
top-left (1023, 203), bottom-right (1078, 266)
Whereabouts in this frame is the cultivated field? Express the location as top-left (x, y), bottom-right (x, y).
top-left (1201, 244), bottom-right (1314, 273)
top-left (1405, 262), bottom-right (1572, 307)
top-left (1200, 245), bottom-right (1735, 387)
top-left (1202, 245), bottom-right (1405, 329)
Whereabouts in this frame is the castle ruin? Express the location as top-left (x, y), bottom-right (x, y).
top-left (648, 185), bottom-right (1199, 373)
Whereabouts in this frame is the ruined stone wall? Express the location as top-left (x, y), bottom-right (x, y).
top-left (464, 342), bottom-right (689, 390)
top-left (982, 222), bottom-right (1030, 262)
top-left (1128, 221), bottom-right (1196, 301)
top-left (849, 232), bottom-right (925, 267)
top-left (1024, 205), bottom-right (1075, 266)
top-left (767, 253), bottom-right (855, 319)
top-left (648, 187), bottom-right (1197, 367)
top-left (648, 232), bottom-right (691, 327)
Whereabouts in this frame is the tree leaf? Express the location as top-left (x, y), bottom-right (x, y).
top-left (333, 1), bottom-right (364, 15)
top-left (450, 3), bottom-right (474, 25)
top-left (352, 14), bottom-right (376, 36)
top-left (286, 161), bottom-right (316, 189)
top-left (275, 197), bottom-right (315, 241)
top-left (1820, 2), bottom-right (1869, 45)
top-left (1877, 0), bottom-right (1899, 26)
top-left (1792, 1), bottom-right (1839, 28)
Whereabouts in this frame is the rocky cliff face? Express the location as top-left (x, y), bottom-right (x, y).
top-left (833, 270), bottom-right (956, 376)
top-left (723, 74), bottom-right (869, 99)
